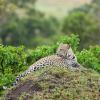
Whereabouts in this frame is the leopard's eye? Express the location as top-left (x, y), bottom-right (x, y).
top-left (72, 56), bottom-right (75, 59)
top-left (60, 49), bottom-right (63, 50)
top-left (68, 55), bottom-right (71, 57)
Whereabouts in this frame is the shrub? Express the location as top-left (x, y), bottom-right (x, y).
top-left (26, 45), bottom-right (56, 65)
top-left (77, 48), bottom-right (100, 72)
top-left (0, 45), bottom-right (28, 92)
top-left (0, 68), bottom-right (15, 88)
top-left (89, 45), bottom-right (100, 60)
top-left (0, 45), bottom-right (27, 74)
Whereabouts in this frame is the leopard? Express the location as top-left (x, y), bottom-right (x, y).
top-left (13, 43), bottom-right (79, 86)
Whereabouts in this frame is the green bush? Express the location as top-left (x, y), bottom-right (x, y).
top-left (26, 45), bottom-right (56, 65)
top-left (0, 45), bottom-right (27, 74)
top-left (0, 68), bottom-right (15, 87)
top-left (89, 45), bottom-right (100, 60)
top-left (77, 48), bottom-right (100, 72)
top-left (0, 45), bottom-right (28, 93)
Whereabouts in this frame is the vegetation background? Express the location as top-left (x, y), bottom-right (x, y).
top-left (0, 0), bottom-right (100, 98)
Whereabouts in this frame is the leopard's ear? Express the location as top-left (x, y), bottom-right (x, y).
top-left (56, 43), bottom-right (64, 52)
top-left (67, 44), bottom-right (70, 49)
top-left (56, 43), bottom-right (63, 56)
top-left (59, 43), bottom-right (63, 47)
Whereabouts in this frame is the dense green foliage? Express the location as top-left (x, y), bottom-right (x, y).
top-left (0, 46), bottom-right (27, 74)
top-left (0, 46), bottom-right (27, 90)
top-left (77, 47), bottom-right (100, 72)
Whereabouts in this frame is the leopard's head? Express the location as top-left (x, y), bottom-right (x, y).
top-left (56, 43), bottom-right (78, 67)
top-left (56, 43), bottom-right (70, 58)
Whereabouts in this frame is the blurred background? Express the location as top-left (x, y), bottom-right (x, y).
top-left (0, 0), bottom-right (100, 49)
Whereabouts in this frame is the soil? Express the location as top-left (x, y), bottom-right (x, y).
top-left (6, 80), bottom-right (42, 100)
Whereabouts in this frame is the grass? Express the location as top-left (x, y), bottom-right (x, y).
top-left (1, 66), bottom-right (100, 100)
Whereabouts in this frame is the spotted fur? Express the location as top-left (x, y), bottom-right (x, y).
top-left (13, 43), bottom-right (78, 86)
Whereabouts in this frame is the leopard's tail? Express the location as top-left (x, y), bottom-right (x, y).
top-left (13, 65), bottom-right (36, 86)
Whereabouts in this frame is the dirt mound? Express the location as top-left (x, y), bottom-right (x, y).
top-left (6, 80), bottom-right (42, 100)
top-left (6, 67), bottom-right (100, 100)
